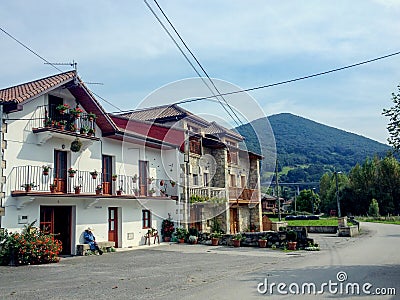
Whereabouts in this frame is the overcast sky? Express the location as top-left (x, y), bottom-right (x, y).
top-left (1, 0), bottom-right (400, 144)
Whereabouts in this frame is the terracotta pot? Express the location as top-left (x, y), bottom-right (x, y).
top-left (25, 186), bottom-right (31, 193)
top-left (164, 236), bottom-right (171, 242)
top-left (258, 239), bottom-right (267, 248)
top-left (50, 187), bottom-right (56, 193)
top-left (112, 177), bottom-right (117, 181)
top-left (116, 190), bottom-right (122, 196)
top-left (96, 190), bottom-right (101, 195)
top-left (178, 238), bottom-right (185, 244)
top-left (69, 173), bottom-right (75, 178)
top-left (74, 188), bottom-right (81, 195)
top-left (211, 238), bottom-right (219, 246)
top-left (288, 242), bottom-right (297, 250)
top-left (233, 240), bottom-right (241, 247)
top-left (43, 171), bottom-right (49, 176)
top-left (92, 175), bottom-right (97, 179)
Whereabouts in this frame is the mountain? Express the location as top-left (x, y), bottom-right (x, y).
top-left (236, 113), bottom-right (391, 183)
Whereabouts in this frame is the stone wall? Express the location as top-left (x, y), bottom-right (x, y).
top-left (210, 148), bottom-right (227, 188)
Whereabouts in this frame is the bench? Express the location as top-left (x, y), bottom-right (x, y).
top-left (76, 241), bottom-right (115, 256)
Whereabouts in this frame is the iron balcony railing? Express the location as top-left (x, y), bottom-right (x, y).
top-left (29, 105), bottom-right (95, 135)
top-left (9, 165), bottom-right (178, 197)
top-left (188, 186), bottom-right (227, 200)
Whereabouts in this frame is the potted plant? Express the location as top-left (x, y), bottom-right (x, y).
top-left (44, 119), bottom-right (53, 127)
top-left (95, 184), bottom-right (102, 195)
top-left (258, 236), bottom-right (268, 248)
top-left (232, 233), bottom-right (245, 247)
top-left (87, 128), bottom-right (95, 136)
top-left (188, 235), bottom-right (198, 244)
top-left (112, 174), bottom-right (118, 181)
top-left (148, 177), bottom-right (154, 184)
top-left (74, 185), bottom-right (81, 194)
top-left (87, 112), bottom-right (97, 121)
top-left (56, 103), bottom-right (70, 114)
top-left (132, 174), bottom-right (138, 183)
top-left (49, 183), bottom-right (57, 193)
top-left (116, 187), bottom-right (123, 196)
top-left (170, 180), bottom-right (176, 187)
top-left (210, 232), bottom-right (222, 246)
top-left (149, 188), bottom-right (156, 196)
top-left (286, 230), bottom-right (298, 250)
top-left (90, 170), bottom-right (98, 179)
top-left (21, 183), bottom-right (36, 192)
top-left (175, 227), bottom-right (188, 243)
top-left (58, 120), bottom-right (67, 130)
top-left (79, 126), bottom-right (88, 135)
top-left (161, 217), bottom-right (174, 242)
top-left (42, 165), bottom-right (51, 176)
top-left (70, 107), bottom-right (83, 118)
top-left (70, 138), bottom-right (82, 152)
top-left (68, 167), bottom-right (76, 177)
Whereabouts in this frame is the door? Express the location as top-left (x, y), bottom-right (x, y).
top-left (40, 206), bottom-right (72, 255)
top-left (230, 208), bottom-right (239, 234)
top-left (102, 155), bottom-right (112, 195)
top-left (139, 160), bottom-right (148, 196)
top-left (54, 150), bottom-right (67, 193)
top-left (48, 95), bottom-right (64, 122)
top-left (108, 207), bottom-right (118, 247)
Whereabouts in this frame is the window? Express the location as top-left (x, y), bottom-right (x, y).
top-left (230, 174), bottom-right (236, 187)
top-left (227, 150), bottom-right (238, 165)
top-left (189, 138), bottom-right (202, 155)
top-left (204, 173), bottom-right (209, 187)
top-left (142, 210), bottom-right (151, 229)
top-left (241, 175), bottom-right (246, 188)
top-left (193, 174), bottom-right (199, 186)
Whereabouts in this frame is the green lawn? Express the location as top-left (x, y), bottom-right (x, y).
top-left (357, 216), bottom-right (400, 225)
top-left (269, 217), bottom-right (338, 226)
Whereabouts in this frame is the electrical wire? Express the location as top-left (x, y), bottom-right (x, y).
top-left (0, 26), bottom-right (63, 73)
top-left (173, 50), bottom-right (400, 105)
top-left (151, 0), bottom-right (243, 127)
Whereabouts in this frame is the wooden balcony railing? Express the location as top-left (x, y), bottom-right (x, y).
top-left (229, 187), bottom-right (258, 201)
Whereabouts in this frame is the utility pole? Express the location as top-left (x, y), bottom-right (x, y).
top-left (334, 171), bottom-right (342, 218)
top-left (275, 159), bottom-right (281, 221)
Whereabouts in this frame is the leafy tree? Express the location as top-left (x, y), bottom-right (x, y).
top-left (293, 189), bottom-right (320, 214)
top-left (383, 83), bottom-right (400, 151)
top-left (368, 199), bottom-right (380, 217)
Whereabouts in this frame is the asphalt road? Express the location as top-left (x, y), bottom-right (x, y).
top-left (0, 222), bottom-right (398, 300)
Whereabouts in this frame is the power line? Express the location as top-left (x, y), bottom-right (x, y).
top-left (0, 26), bottom-right (63, 73)
top-left (151, 0), bottom-right (243, 127)
top-left (174, 50), bottom-right (400, 105)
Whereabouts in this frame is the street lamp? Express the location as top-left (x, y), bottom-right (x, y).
top-left (334, 171), bottom-right (342, 218)
top-left (311, 188), bottom-right (316, 215)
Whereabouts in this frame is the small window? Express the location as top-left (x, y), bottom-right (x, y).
top-left (204, 173), bottom-right (209, 187)
top-left (142, 210), bottom-right (151, 229)
top-left (193, 174), bottom-right (199, 186)
top-left (230, 174), bottom-right (236, 187)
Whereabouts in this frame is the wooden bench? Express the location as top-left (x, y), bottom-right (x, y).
top-left (76, 241), bottom-right (115, 256)
top-left (144, 231), bottom-right (160, 246)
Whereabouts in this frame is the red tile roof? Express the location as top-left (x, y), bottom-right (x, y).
top-left (0, 71), bottom-right (76, 103)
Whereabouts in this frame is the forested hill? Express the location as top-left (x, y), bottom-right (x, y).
top-left (236, 113), bottom-right (391, 182)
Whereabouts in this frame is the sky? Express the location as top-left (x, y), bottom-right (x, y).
top-left (1, 0), bottom-right (400, 144)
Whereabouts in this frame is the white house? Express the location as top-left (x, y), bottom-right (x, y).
top-left (0, 71), bottom-right (183, 254)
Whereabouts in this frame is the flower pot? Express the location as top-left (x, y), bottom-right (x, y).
top-left (112, 177), bottom-right (117, 182)
top-left (258, 239), bottom-right (267, 248)
top-left (43, 171), bottom-right (49, 176)
top-left (96, 190), bottom-right (101, 195)
top-left (25, 186), bottom-right (31, 193)
top-left (288, 241), bottom-right (297, 250)
top-left (211, 238), bottom-right (219, 246)
top-left (116, 190), bottom-right (122, 196)
top-left (59, 125), bottom-right (65, 130)
top-left (233, 240), bottom-right (241, 247)
top-left (69, 173), bottom-right (75, 178)
top-left (89, 117), bottom-right (94, 122)
top-left (164, 236), bottom-right (171, 242)
top-left (160, 180), bottom-right (164, 186)
top-left (50, 186), bottom-right (56, 193)
top-left (92, 175), bottom-right (97, 179)
top-left (178, 238), bottom-right (185, 244)
top-left (74, 188), bottom-right (81, 195)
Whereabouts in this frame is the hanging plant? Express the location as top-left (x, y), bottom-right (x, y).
top-left (70, 138), bottom-right (82, 152)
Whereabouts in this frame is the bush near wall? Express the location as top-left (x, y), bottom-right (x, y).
top-left (0, 221), bottom-right (62, 266)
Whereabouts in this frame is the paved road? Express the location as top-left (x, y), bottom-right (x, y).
top-left (0, 222), bottom-right (398, 299)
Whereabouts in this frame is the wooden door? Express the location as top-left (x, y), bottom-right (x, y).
top-left (139, 160), bottom-right (148, 196)
top-left (40, 206), bottom-right (54, 234)
top-left (54, 150), bottom-right (67, 193)
top-left (230, 208), bottom-right (239, 234)
top-left (108, 207), bottom-right (118, 247)
top-left (102, 155), bottom-right (112, 195)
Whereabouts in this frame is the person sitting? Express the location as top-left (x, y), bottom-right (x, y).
top-left (84, 227), bottom-right (103, 255)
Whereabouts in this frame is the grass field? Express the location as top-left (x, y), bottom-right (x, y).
top-left (269, 218), bottom-right (338, 226)
top-left (357, 216), bottom-right (400, 225)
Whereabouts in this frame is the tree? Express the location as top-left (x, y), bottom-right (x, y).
top-left (294, 189), bottom-right (320, 214)
top-left (368, 199), bottom-right (380, 217)
top-left (383, 83), bottom-right (400, 151)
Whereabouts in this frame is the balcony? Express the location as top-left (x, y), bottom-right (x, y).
top-left (9, 165), bottom-right (178, 199)
top-left (229, 187), bottom-right (259, 201)
top-left (29, 105), bottom-right (99, 145)
top-left (188, 186), bottom-right (227, 204)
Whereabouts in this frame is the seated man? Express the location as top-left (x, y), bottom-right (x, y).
top-left (84, 227), bottom-right (103, 255)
